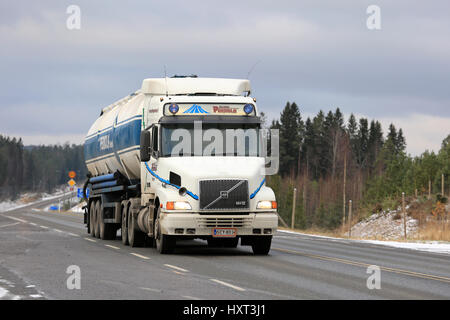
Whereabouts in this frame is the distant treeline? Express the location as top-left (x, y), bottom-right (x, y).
top-left (0, 135), bottom-right (87, 200)
top-left (266, 103), bottom-right (450, 229)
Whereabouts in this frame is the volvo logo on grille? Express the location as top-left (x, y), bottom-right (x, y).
top-left (200, 179), bottom-right (249, 210)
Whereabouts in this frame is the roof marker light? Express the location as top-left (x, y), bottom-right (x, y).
top-left (169, 103), bottom-right (179, 114)
top-left (243, 104), bottom-right (254, 115)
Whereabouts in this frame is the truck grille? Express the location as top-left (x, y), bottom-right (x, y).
top-left (196, 217), bottom-right (253, 228)
top-left (199, 179), bottom-right (249, 210)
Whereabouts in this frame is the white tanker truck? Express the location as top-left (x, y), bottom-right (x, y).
top-left (83, 76), bottom-right (278, 254)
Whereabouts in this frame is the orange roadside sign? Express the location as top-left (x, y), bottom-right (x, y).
top-left (68, 171), bottom-right (76, 179)
top-left (68, 179), bottom-right (76, 187)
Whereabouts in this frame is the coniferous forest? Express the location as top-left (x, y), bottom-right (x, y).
top-left (0, 136), bottom-right (87, 200)
top-left (266, 102), bottom-right (449, 230)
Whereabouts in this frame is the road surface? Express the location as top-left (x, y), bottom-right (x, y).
top-left (1, 197), bottom-right (449, 300)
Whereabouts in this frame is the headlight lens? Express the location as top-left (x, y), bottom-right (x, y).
top-left (257, 201), bottom-right (277, 209)
top-left (166, 201), bottom-right (192, 210)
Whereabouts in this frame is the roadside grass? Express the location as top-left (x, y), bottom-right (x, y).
top-left (415, 220), bottom-right (450, 241)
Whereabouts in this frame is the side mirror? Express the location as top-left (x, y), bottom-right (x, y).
top-left (140, 131), bottom-right (151, 162)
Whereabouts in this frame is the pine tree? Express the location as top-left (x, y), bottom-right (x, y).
top-left (278, 102), bottom-right (304, 177)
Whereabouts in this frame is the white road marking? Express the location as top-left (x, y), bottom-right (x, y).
top-left (130, 253), bottom-right (150, 260)
top-left (29, 294), bottom-right (43, 298)
top-left (84, 237), bottom-right (97, 242)
top-left (5, 216), bottom-right (28, 223)
top-left (105, 244), bottom-right (120, 250)
top-left (139, 287), bottom-right (162, 293)
top-left (53, 229), bottom-right (63, 233)
top-left (26, 285), bottom-right (35, 288)
top-left (182, 295), bottom-right (202, 300)
top-left (0, 222), bottom-right (20, 228)
top-left (164, 264), bottom-right (189, 273)
top-left (39, 225), bottom-right (49, 229)
top-left (29, 222), bottom-right (37, 226)
top-left (209, 279), bottom-right (246, 292)
top-left (68, 232), bottom-right (80, 237)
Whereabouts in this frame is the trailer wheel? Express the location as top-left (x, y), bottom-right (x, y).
top-left (121, 204), bottom-right (129, 245)
top-left (89, 201), bottom-right (96, 236)
top-left (128, 210), bottom-right (145, 247)
top-left (251, 236), bottom-right (272, 255)
top-left (94, 201), bottom-right (101, 238)
top-left (154, 208), bottom-right (175, 254)
top-left (99, 206), bottom-right (116, 240)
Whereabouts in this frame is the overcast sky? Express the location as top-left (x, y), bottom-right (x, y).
top-left (0, 0), bottom-right (449, 155)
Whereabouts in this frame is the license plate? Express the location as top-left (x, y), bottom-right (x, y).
top-left (212, 228), bottom-right (237, 238)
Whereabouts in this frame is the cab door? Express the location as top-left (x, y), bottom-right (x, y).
top-left (144, 125), bottom-right (160, 194)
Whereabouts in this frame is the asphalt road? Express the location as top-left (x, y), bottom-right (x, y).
top-left (1, 198), bottom-right (449, 300)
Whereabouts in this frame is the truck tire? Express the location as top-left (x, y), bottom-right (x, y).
top-left (99, 206), bottom-right (116, 240)
top-left (121, 204), bottom-right (129, 245)
top-left (251, 236), bottom-right (272, 255)
top-left (89, 201), bottom-right (96, 236)
top-left (128, 210), bottom-right (145, 247)
top-left (94, 201), bottom-right (101, 238)
top-left (154, 208), bottom-right (175, 254)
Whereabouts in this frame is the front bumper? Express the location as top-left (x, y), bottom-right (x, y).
top-left (159, 212), bottom-right (278, 236)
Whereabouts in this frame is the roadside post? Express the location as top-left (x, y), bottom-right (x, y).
top-left (348, 200), bottom-right (352, 238)
top-left (291, 187), bottom-right (297, 229)
top-left (402, 192), bottom-right (406, 240)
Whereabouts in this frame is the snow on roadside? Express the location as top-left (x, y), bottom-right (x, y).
top-left (277, 229), bottom-right (450, 255)
top-left (0, 187), bottom-right (68, 213)
top-left (70, 201), bottom-right (86, 213)
top-left (362, 239), bottom-right (450, 255)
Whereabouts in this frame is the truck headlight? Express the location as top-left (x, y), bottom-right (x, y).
top-left (256, 201), bottom-right (277, 209)
top-left (166, 201), bottom-right (192, 210)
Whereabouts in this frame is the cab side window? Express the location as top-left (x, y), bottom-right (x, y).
top-left (152, 126), bottom-right (158, 155)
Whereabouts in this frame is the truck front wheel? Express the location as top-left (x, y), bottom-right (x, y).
top-left (251, 236), bottom-right (272, 255)
top-left (154, 209), bottom-right (175, 254)
top-left (99, 206), bottom-right (116, 240)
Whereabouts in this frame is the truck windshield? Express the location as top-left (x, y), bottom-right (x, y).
top-left (161, 123), bottom-right (261, 157)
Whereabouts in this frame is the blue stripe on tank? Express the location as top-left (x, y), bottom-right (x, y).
top-left (84, 118), bottom-right (142, 161)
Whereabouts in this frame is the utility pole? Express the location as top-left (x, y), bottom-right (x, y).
top-left (402, 192), bottom-right (406, 240)
top-left (442, 173), bottom-right (445, 196)
top-left (291, 187), bottom-right (297, 229)
top-left (348, 200), bottom-right (352, 238)
top-left (342, 152), bottom-right (347, 229)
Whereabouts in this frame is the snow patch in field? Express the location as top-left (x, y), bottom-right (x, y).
top-left (348, 206), bottom-right (419, 240)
